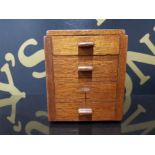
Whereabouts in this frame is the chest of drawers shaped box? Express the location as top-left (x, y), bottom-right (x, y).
top-left (44, 29), bottom-right (128, 121)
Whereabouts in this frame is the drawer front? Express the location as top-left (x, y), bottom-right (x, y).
top-left (55, 102), bottom-right (115, 121)
top-left (55, 81), bottom-right (117, 103)
top-left (86, 102), bottom-right (115, 120)
top-left (52, 35), bottom-right (120, 55)
top-left (55, 103), bottom-right (80, 121)
top-left (54, 56), bottom-right (118, 82)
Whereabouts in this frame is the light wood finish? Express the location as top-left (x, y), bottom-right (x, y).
top-left (55, 81), bottom-right (117, 102)
top-left (115, 34), bottom-right (128, 120)
top-left (53, 56), bottom-right (118, 82)
top-left (44, 36), bottom-right (56, 120)
top-left (87, 102), bottom-right (115, 121)
top-left (47, 29), bottom-right (125, 36)
top-left (44, 29), bottom-right (128, 121)
top-left (52, 35), bottom-right (120, 55)
top-left (55, 102), bottom-right (115, 121)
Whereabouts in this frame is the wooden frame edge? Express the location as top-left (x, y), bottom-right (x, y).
top-left (44, 36), bottom-right (56, 121)
top-left (115, 34), bottom-right (128, 120)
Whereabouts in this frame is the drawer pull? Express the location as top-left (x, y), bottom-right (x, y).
top-left (78, 108), bottom-right (92, 114)
top-left (80, 87), bottom-right (90, 92)
top-left (78, 42), bottom-right (95, 47)
top-left (78, 65), bottom-right (93, 72)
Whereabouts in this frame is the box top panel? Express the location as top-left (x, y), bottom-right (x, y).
top-left (46, 29), bottom-right (126, 36)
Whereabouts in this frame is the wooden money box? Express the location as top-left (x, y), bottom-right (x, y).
top-left (44, 29), bottom-right (128, 121)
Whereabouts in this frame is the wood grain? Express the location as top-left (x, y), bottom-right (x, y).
top-left (47, 29), bottom-right (125, 36)
top-left (115, 34), bottom-right (128, 120)
top-left (52, 35), bottom-right (120, 55)
top-left (55, 102), bottom-right (115, 121)
top-left (44, 36), bottom-right (56, 121)
top-left (53, 56), bottom-right (118, 82)
top-left (44, 29), bottom-right (128, 121)
top-left (55, 81), bottom-right (117, 102)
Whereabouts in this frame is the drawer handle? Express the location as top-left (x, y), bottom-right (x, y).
top-left (78, 42), bottom-right (95, 47)
top-left (80, 87), bottom-right (90, 92)
top-left (78, 108), bottom-right (92, 114)
top-left (78, 65), bottom-right (93, 72)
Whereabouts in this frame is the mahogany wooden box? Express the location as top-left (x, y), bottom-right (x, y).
top-left (44, 29), bottom-right (128, 121)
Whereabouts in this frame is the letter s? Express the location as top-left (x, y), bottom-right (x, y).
top-left (18, 38), bottom-right (45, 78)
